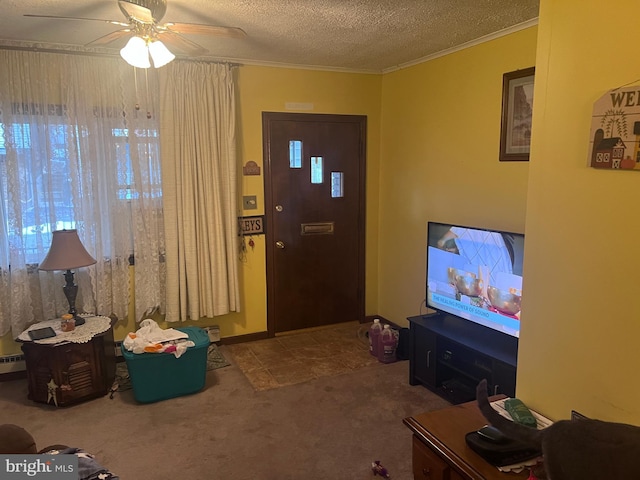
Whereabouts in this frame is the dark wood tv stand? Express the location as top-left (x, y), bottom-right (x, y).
top-left (407, 314), bottom-right (518, 404)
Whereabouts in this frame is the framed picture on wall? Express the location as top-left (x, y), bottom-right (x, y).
top-left (499, 67), bottom-right (535, 161)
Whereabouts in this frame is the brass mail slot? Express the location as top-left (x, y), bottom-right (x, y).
top-left (301, 222), bottom-right (334, 235)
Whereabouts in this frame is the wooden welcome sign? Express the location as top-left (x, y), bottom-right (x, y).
top-left (588, 86), bottom-right (640, 170)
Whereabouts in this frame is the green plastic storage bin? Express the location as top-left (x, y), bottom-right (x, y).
top-left (121, 326), bottom-right (209, 403)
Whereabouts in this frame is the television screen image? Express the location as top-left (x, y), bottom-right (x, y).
top-left (426, 222), bottom-right (525, 338)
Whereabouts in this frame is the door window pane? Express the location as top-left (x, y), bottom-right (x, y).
top-left (289, 140), bottom-right (302, 168)
top-left (331, 172), bottom-right (344, 198)
top-left (311, 156), bottom-right (323, 184)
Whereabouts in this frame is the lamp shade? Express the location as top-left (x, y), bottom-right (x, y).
top-left (120, 36), bottom-right (151, 69)
top-left (39, 230), bottom-right (96, 271)
top-left (148, 39), bottom-right (175, 68)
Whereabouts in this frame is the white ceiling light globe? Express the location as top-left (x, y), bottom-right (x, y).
top-left (120, 36), bottom-right (151, 69)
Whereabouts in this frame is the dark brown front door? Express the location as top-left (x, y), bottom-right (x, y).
top-left (263, 112), bottom-right (366, 334)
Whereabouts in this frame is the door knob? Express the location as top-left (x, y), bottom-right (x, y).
top-left (276, 241), bottom-right (285, 249)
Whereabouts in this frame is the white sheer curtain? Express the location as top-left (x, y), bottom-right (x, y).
top-left (159, 61), bottom-right (240, 322)
top-left (0, 49), bottom-right (165, 338)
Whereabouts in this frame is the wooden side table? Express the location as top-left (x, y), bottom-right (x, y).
top-left (20, 316), bottom-right (116, 407)
top-left (403, 397), bottom-right (529, 480)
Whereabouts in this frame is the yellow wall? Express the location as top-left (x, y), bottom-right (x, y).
top-left (227, 66), bottom-right (382, 337)
top-left (377, 6), bottom-right (640, 423)
top-left (377, 28), bottom-right (536, 326)
top-left (5, 4), bottom-right (639, 427)
top-left (0, 65), bottom-right (382, 354)
top-left (0, 331), bottom-right (21, 356)
top-left (516, 0), bottom-right (640, 422)
top-left (160, 66), bottom-right (382, 339)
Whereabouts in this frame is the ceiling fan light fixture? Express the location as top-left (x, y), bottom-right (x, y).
top-left (148, 39), bottom-right (175, 68)
top-left (120, 35), bottom-right (151, 68)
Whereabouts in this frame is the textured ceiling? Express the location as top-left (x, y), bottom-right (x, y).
top-left (0, 0), bottom-right (540, 73)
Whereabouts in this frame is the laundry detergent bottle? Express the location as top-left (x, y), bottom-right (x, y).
top-left (378, 324), bottom-right (398, 364)
top-left (369, 318), bottom-right (383, 357)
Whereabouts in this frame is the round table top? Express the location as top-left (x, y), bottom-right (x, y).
top-left (18, 315), bottom-right (112, 344)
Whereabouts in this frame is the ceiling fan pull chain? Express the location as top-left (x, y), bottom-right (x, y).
top-left (145, 68), bottom-right (151, 119)
top-left (134, 67), bottom-right (140, 111)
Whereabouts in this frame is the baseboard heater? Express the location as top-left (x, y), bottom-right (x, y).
top-left (0, 353), bottom-right (26, 374)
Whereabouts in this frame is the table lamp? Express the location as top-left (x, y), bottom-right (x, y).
top-left (39, 229), bottom-right (96, 326)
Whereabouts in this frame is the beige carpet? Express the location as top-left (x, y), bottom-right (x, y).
top-left (0, 335), bottom-right (452, 479)
top-left (227, 321), bottom-right (380, 391)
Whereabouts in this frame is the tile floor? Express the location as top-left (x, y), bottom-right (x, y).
top-left (226, 321), bottom-right (381, 391)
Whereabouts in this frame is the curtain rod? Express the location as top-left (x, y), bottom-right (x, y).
top-left (0, 44), bottom-right (241, 67)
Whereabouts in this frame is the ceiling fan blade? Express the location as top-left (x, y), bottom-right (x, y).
top-left (118, 0), bottom-right (154, 24)
top-left (163, 23), bottom-right (247, 39)
top-left (85, 29), bottom-right (131, 47)
top-left (24, 14), bottom-right (128, 27)
top-left (157, 31), bottom-right (207, 56)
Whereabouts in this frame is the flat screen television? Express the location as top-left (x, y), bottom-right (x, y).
top-left (426, 221), bottom-right (525, 338)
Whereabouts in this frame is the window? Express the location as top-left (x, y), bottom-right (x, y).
top-left (331, 172), bottom-right (344, 198)
top-left (0, 51), bottom-right (169, 336)
top-left (1, 121), bottom-right (76, 262)
top-left (1, 118), bottom-right (160, 264)
top-left (311, 156), bottom-right (323, 184)
top-left (112, 127), bottom-right (162, 200)
top-left (289, 140), bottom-right (302, 168)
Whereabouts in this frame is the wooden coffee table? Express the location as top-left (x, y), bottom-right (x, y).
top-left (404, 396), bottom-right (529, 479)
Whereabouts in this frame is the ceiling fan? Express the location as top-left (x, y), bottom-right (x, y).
top-left (25, 0), bottom-right (247, 68)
